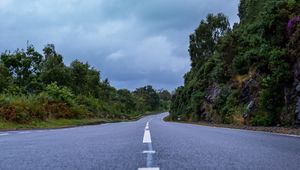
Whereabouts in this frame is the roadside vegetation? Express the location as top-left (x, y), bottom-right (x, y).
top-left (0, 44), bottom-right (171, 130)
top-left (170, 0), bottom-right (300, 127)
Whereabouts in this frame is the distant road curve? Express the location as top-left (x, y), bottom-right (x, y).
top-left (0, 112), bottom-right (299, 170)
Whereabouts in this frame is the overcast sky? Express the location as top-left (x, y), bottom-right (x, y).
top-left (0, 0), bottom-right (239, 91)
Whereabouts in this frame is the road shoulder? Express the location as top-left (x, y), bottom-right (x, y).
top-left (164, 117), bottom-right (300, 137)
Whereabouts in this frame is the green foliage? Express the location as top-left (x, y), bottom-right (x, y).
top-left (41, 83), bottom-right (75, 105)
top-left (170, 0), bottom-right (300, 126)
top-left (214, 86), bottom-right (242, 124)
top-left (69, 60), bottom-right (101, 97)
top-left (0, 62), bottom-right (12, 93)
top-left (0, 44), bottom-right (169, 125)
top-left (0, 94), bottom-right (46, 123)
top-left (189, 13), bottom-right (230, 68)
top-left (75, 95), bottom-right (103, 116)
top-left (133, 85), bottom-right (160, 111)
top-left (0, 45), bottom-right (42, 93)
top-left (170, 13), bottom-right (231, 121)
top-left (158, 89), bottom-right (172, 101)
top-left (250, 114), bottom-right (272, 126)
top-left (40, 44), bottom-right (71, 87)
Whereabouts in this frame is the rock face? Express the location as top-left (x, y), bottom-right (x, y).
top-left (205, 83), bottom-right (220, 103)
top-left (280, 59), bottom-right (300, 125)
top-left (240, 73), bottom-right (259, 122)
top-left (240, 72), bottom-right (260, 104)
top-left (296, 84), bottom-right (300, 92)
top-left (244, 100), bottom-right (254, 119)
top-left (240, 81), bottom-right (251, 103)
top-left (295, 92), bottom-right (300, 123)
top-left (296, 97), bottom-right (300, 121)
top-left (294, 59), bottom-right (300, 123)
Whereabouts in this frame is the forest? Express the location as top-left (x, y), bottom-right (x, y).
top-left (0, 44), bottom-right (171, 129)
top-left (170, 0), bottom-right (300, 126)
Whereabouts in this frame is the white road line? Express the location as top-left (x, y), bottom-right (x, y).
top-left (145, 121), bottom-right (149, 130)
top-left (269, 132), bottom-right (300, 138)
top-left (143, 130), bottom-right (152, 143)
top-left (142, 150), bottom-right (156, 154)
top-left (0, 133), bottom-right (9, 136)
top-left (18, 131), bottom-right (31, 134)
top-left (139, 122), bottom-right (159, 170)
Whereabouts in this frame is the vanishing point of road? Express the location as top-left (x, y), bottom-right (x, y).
top-left (0, 113), bottom-right (299, 170)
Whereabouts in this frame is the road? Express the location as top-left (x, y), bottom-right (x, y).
top-left (0, 112), bottom-right (299, 170)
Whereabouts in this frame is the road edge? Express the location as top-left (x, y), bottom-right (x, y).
top-left (163, 115), bottom-right (300, 138)
top-left (0, 111), bottom-right (167, 132)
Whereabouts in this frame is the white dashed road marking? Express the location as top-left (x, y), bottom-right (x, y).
top-left (142, 150), bottom-right (156, 154)
top-left (139, 121), bottom-right (160, 170)
top-left (143, 130), bottom-right (152, 143)
top-left (18, 131), bottom-right (31, 134)
top-left (145, 122), bottom-right (149, 130)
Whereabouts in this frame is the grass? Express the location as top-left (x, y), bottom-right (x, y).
top-left (0, 110), bottom-right (166, 131)
top-left (0, 118), bottom-right (117, 131)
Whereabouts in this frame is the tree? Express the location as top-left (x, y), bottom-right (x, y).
top-left (134, 85), bottom-right (160, 111)
top-left (86, 68), bottom-right (101, 97)
top-left (189, 13), bottom-right (230, 68)
top-left (0, 45), bottom-right (43, 93)
top-left (40, 44), bottom-right (71, 87)
top-left (70, 60), bottom-right (89, 95)
top-left (116, 89), bottom-right (136, 113)
top-left (99, 78), bottom-right (116, 101)
top-left (158, 89), bottom-right (172, 101)
top-left (69, 60), bottom-right (101, 96)
top-left (0, 42), bottom-right (168, 124)
top-left (170, 0), bottom-right (300, 125)
top-left (0, 62), bottom-right (12, 93)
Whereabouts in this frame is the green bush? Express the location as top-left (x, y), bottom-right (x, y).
top-left (0, 94), bottom-right (46, 123)
top-left (42, 83), bottom-right (75, 105)
top-left (250, 114), bottom-right (272, 126)
top-left (0, 91), bottom-right (91, 123)
top-left (75, 95), bottom-right (102, 114)
top-left (70, 105), bottom-right (89, 119)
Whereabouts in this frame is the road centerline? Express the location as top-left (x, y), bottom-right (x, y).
top-left (138, 168), bottom-right (160, 170)
top-left (143, 150), bottom-right (156, 154)
top-left (139, 121), bottom-right (160, 170)
top-left (143, 130), bottom-right (152, 143)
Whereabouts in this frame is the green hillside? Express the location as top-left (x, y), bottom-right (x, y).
top-left (170, 0), bottom-right (300, 126)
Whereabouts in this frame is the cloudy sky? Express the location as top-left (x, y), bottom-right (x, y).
top-left (0, 0), bottom-right (239, 91)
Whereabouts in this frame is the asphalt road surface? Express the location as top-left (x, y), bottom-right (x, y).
top-left (0, 112), bottom-right (300, 170)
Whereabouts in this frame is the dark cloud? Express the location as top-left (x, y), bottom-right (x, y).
top-left (0, 0), bottom-right (239, 90)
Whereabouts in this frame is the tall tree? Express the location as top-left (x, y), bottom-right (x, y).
top-left (189, 13), bottom-right (230, 68)
top-left (116, 89), bottom-right (136, 113)
top-left (0, 62), bottom-right (12, 93)
top-left (134, 85), bottom-right (160, 111)
top-left (0, 45), bottom-right (43, 93)
top-left (70, 60), bottom-right (89, 95)
top-left (158, 89), bottom-right (172, 101)
top-left (40, 44), bottom-right (71, 87)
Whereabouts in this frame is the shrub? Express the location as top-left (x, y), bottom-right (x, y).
top-left (250, 114), bottom-right (272, 126)
top-left (75, 95), bottom-right (103, 117)
top-left (0, 94), bottom-right (46, 123)
top-left (41, 83), bottom-right (75, 106)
